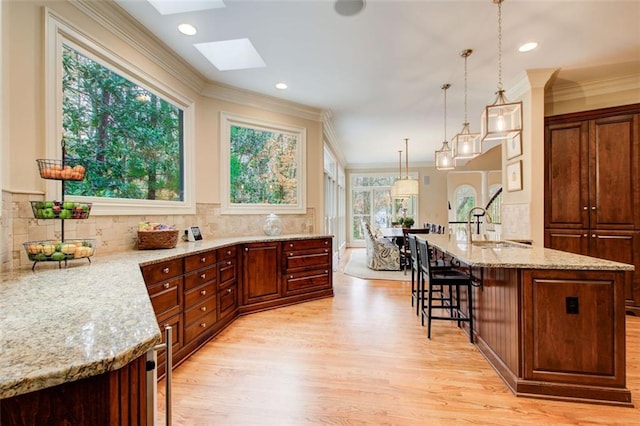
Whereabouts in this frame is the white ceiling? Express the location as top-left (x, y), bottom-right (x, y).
top-left (113, 0), bottom-right (640, 167)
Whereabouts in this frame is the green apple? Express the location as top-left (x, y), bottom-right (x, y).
top-left (42, 208), bottom-right (55, 219)
top-left (59, 209), bottom-right (72, 219)
top-left (44, 201), bottom-right (54, 208)
top-left (51, 252), bottom-right (65, 261)
top-left (63, 201), bottom-right (74, 210)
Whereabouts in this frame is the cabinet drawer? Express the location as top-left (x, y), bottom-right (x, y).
top-left (285, 250), bottom-right (331, 271)
top-left (147, 277), bottom-right (182, 320)
top-left (285, 268), bottom-right (331, 293)
top-left (184, 281), bottom-right (216, 307)
top-left (219, 258), bottom-right (237, 287)
top-left (184, 265), bottom-right (217, 291)
top-left (218, 283), bottom-right (238, 316)
top-left (184, 295), bottom-right (217, 326)
top-left (184, 309), bottom-right (216, 342)
top-left (141, 258), bottom-right (183, 285)
top-left (217, 245), bottom-right (237, 262)
top-left (185, 250), bottom-right (217, 272)
top-left (283, 238), bottom-right (331, 251)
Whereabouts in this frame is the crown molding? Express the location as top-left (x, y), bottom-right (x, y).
top-left (546, 73), bottom-right (640, 103)
top-left (321, 111), bottom-right (347, 166)
top-left (69, 0), bottom-right (205, 93)
top-left (201, 82), bottom-right (323, 122)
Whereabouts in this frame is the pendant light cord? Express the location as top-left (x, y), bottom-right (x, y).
top-left (497, 0), bottom-right (503, 91)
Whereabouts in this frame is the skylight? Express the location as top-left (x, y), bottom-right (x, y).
top-left (147, 0), bottom-right (225, 15)
top-left (194, 39), bottom-right (266, 71)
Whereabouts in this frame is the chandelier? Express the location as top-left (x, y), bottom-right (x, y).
top-left (435, 84), bottom-right (454, 171)
top-left (393, 138), bottom-right (419, 197)
top-left (480, 0), bottom-right (523, 143)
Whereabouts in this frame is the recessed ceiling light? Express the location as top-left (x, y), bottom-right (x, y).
top-left (334, 0), bottom-right (366, 17)
top-left (194, 39), bottom-right (266, 71)
top-left (519, 42), bottom-right (538, 53)
top-left (147, 0), bottom-right (225, 15)
top-left (178, 23), bottom-right (197, 36)
top-left (275, 82), bottom-right (288, 90)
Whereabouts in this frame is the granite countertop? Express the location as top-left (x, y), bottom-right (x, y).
top-left (0, 233), bottom-right (330, 399)
top-left (419, 234), bottom-right (634, 271)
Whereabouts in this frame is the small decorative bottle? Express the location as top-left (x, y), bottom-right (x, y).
top-left (263, 213), bottom-right (283, 236)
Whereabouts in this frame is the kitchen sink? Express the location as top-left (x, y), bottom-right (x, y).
top-left (471, 240), bottom-right (529, 249)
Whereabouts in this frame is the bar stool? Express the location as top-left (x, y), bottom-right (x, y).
top-left (407, 234), bottom-right (421, 315)
top-left (417, 239), bottom-right (474, 343)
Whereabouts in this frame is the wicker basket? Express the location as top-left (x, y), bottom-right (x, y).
top-left (137, 229), bottom-right (180, 250)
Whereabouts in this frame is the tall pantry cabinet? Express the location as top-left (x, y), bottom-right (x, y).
top-left (544, 104), bottom-right (640, 315)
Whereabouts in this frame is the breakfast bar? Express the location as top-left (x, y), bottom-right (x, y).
top-left (419, 234), bottom-right (634, 406)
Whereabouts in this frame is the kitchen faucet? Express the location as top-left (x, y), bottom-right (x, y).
top-left (466, 206), bottom-right (493, 244)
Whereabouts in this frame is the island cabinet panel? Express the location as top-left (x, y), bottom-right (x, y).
top-left (242, 242), bottom-right (282, 306)
top-left (545, 105), bottom-right (640, 314)
top-left (472, 268), bottom-right (520, 379)
top-left (1, 354), bottom-right (148, 426)
top-left (521, 269), bottom-right (630, 404)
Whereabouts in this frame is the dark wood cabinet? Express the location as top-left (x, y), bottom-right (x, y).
top-left (545, 104), bottom-right (640, 314)
top-left (283, 238), bottom-right (332, 296)
top-left (1, 354), bottom-right (149, 426)
top-left (141, 236), bottom-right (333, 376)
top-left (242, 242), bottom-right (282, 306)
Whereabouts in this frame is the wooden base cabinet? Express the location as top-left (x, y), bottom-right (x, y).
top-left (141, 236), bottom-right (334, 377)
top-left (1, 355), bottom-right (149, 426)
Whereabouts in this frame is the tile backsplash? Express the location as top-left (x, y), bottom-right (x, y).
top-left (2, 190), bottom-right (315, 272)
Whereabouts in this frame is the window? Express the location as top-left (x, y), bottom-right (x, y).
top-left (220, 112), bottom-right (306, 214)
top-left (454, 185), bottom-right (476, 222)
top-left (350, 173), bottom-right (417, 242)
top-left (46, 12), bottom-right (195, 215)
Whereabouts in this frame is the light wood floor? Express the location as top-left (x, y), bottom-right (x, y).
top-left (158, 250), bottom-right (640, 425)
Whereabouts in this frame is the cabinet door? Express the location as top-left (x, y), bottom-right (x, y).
top-left (589, 230), bottom-right (640, 308)
top-left (242, 242), bottom-right (281, 305)
top-left (589, 114), bottom-right (640, 229)
top-left (544, 229), bottom-right (589, 255)
top-left (544, 121), bottom-right (589, 229)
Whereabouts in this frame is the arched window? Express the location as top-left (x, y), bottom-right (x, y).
top-left (454, 185), bottom-right (476, 222)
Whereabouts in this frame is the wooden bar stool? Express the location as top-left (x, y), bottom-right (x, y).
top-left (417, 239), bottom-right (474, 343)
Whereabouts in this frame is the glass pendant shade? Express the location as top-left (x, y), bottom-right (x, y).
top-left (480, 90), bottom-right (523, 142)
top-left (452, 123), bottom-right (481, 160)
top-left (435, 140), bottom-right (455, 171)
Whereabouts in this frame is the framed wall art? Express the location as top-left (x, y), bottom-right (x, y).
top-left (506, 160), bottom-right (523, 192)
top-left (505, 133), bottom-right (522, 160)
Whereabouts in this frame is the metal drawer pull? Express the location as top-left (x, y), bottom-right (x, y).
top-left (200, 257), bottom-right (206, 263)
top-left (227, 250), bottom-right (232, 255)
top-left (325, 240), bottom-right (328, 245)
top-left (227, 288), bottom-right (233, 294)
top-left (290, 275), bottom-right (294, 279)
top-left (325, 249), bottom-right (328, 253)
top-left (163, 282), bottom-right (170, 289)
top-left (290, 243), bottom-right (294, 248)
top-left (245, 247), bottom-right (248, 252)
top-left (227, 261), bottom-right (232, 265)
top-left (200, 273), bottom-right (206, 279)
top-left (162, 267), bottom-right (169, 274)
top-left (200, 306), bottom-right (206, 312)
top-left (200, 290), bottom-right (207, 295)
top-left (583, 206), bottom-right (588, 210)
top-left (200, 322), bottom-right (206, 328)
top-left (325, 270), bottom-right (328, 274)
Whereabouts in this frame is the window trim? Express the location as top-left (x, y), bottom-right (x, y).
top-left (219, 111), bottom-right (307, 215)
top-left (45, 9), bottom-right (196, 216)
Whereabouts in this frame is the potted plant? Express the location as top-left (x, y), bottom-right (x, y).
top-left (401, 217), bottom-right (414, 228)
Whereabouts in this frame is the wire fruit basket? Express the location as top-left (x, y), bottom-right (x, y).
top-left (36, 159), bottom-right (86, 181)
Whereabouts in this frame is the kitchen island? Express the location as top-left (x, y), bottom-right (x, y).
top-left (419, 234), bottom-right (634, 406)
top-left (0, 233), bottom-right (333, 425)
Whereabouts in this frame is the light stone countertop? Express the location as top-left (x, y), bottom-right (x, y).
top-left (0, 233), bottom-right (331, 399)
top-left (419, 234), bottom-right (635, 271)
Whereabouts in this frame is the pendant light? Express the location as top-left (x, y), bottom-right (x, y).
top-left (452, 49), bottom-right (481, 160)
top-left (435, 84), bottom-right (454, 171)
top-left (481, 0), bottom-right (522, 143)
top-left (390, 149), bottom-right (402, 198)
top-left (394, 138), bottom-right (419, 197)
